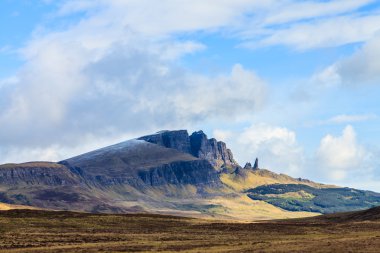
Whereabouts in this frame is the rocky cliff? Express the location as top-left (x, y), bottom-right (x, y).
top-left (0, 162), bottom-right (80, 186)
top-left (2, 129), bottom-right (379, 220)
top-left (139, 130), bottom-right (238, 170)
top-left (61, 139), bottom-right (222, 190)
top-left (137, 160), bottom-right (221, 189)
top-left (0, 137), bottom-right (225, 211)
top-left (138, 130), bottom-right (192, 154)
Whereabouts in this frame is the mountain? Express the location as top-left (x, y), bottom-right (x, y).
top-left (137, 130), bottom-right (238, 170)
top-left (1, 129), bottom-right (380, 220)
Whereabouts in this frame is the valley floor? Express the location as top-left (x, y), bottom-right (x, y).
top-left (1, 210), bottom-right (380, 252)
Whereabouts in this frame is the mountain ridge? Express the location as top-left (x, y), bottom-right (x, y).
top-left (0, 129), bottom-right (379, 220)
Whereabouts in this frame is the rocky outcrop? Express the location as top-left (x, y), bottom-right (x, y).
top-left (0, 163), bottom-right (80, 186)
top-left (0, 130), bottom-right (238, 213)
top-left (138, 130), bottom-right (192, 154)
top-left (139, 130), bottom-right (238, 170)
top-left (189, 131), bottom-right (237, 169)
top-left (253, 158), bottom-right (259, 170)
top-left (138, 160), bottom-right (221, 188)
top-left (243, 162), bottom-right (252, 170)
top-left (60, 138), bottom-right (222, 192)
top-left (242, 158), bottom-right (259, 171)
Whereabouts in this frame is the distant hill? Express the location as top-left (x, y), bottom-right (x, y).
top-left (0, 129), bottom-right (379, 220)
top-left (247, 184), bottom-right (380, 214)
top-left (304, 205), bottom-right (380, 223)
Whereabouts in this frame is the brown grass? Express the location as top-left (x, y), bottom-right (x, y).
top-left (1, 209), bottom-right (380, 252)
top-left (0, 162), bottom-right (64, 169)
top-left (221, 169), bottom-right (337, 192)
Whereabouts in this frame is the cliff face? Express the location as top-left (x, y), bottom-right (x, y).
top-left (0, 163), bottom-right (80, 186)
top-left (60, 139), bottom-right (222, 190)
top-left (2, 129), bottom-right (380, 220)
top-left (0, 139), bottom-right (224, 212)
top-left (190, 131), bottom-right (237, 170)
top-left (138, 130), bottom-right (192, 154)
top-left (137, 160), bottom-right (221, 189)
top-left (139, 130), bottom-right (238, 170)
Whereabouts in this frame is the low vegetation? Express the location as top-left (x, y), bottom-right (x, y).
top-left (1, 209), bottom-right (380, 252)
top-left (247, 184), bottom-right (380, 213)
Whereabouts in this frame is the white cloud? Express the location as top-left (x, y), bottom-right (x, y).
top-left (0, 0), bottom-right (380, 194)
top-left (174, 64), bottom-right (267, 121)
top-left (55, 0), bottom-right (263, 37)
top-left (338, 34), bottom-right (380, 85)
top-left (309, 114), bottom-right (377, 126)
top-left (314, 34), bottom-right (380, 86)
top-left (326, 114), bottom-right (377, 124)
top-left (214, 123), bottom-right (304, 175)
top-left (0, 28), bottom-right (267, 162)
top-left (263, 0), bottom-right (375, 25)
top-left (316, 125), bottom-right (371, 180)
top-left (0, 132), bottom-right (136, 164)
top-left (54, 0), bottom-right (380, 51)
top-left (0, 0), bottom-right (276, 163)
top-left (311, 64), bottom-right (342, 88)
top-left (214, 124), bottom-right (379, 190)
top-left (248, 14), bottom-right (380, 50)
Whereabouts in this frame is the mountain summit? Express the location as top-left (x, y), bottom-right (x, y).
top-left (138, 130), bottom-right (238, 171)
top-left (1, 130), bottom-right (380, 220)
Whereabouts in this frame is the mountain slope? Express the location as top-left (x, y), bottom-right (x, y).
top-left (311, 205), bottom-right (380, 222)
top-left (247, 183), bottom-right (380, 214)
top-left (0, 129), bottom-right (379, 220)
top-left (220, 168), bottom-right (333, 192)
top-left (0, 202), bottom-right (39, 211)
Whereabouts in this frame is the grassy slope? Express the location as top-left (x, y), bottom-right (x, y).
top-left (220, 169), bottom-right (336, 192)
top-left (247, 184), bottom-right (380, 214)
top-left (206, 195), bottom-right (317, 221)
top-left (0, 162), bottom-right (65, 169)
top-left (0, 203), bottom-right (38, 211)
top-left (63, 140), bottom-right (198, 176)
top-left (1, 209), bottom-right (380, 252)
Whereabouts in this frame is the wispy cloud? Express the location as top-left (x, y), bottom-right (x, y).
top-left (262, 0), bottom-right (375, 25)
top-left (326, 114), bottom-right (378, 124)
top-left (307, 114), bottom-right (378, 126)
top-left (250, 14), bottom-right (380, 50)
top-left (54, 0), bottom-right (380, 50)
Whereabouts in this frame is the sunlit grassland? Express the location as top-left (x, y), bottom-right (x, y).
top-left (1, 209), bottom-right (380, 252)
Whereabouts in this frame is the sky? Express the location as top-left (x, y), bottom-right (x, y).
top-left (1, 0), bottom-right (380, 191)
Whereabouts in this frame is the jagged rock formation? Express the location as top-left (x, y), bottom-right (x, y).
top-left (2, 129), bottom-right (380, 220)
top-left (138, 130), bottom-right (192, 154)
top-left (189, 131), bottom-right (237, 170)
top-left (253, 158), bottom-right (259, 170)
top-left (0, 137), bottom-right (224, 212)
top-left (139, 130), bottom-right (238, 170)
top-left (242, 158), bottom-right (259, 172)
top-left (62, 139), bottom-right (221, 190)
top-left (137, 160), bottom-right (221, 188)
top-left (244, 162), bottom-right (252, 170)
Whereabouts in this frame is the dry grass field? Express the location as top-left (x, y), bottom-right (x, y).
top-left (1, 209), bottom-right (380, 252)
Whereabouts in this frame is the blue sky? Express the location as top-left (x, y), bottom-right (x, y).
top-left (1, 0), bottom-right (380, 191)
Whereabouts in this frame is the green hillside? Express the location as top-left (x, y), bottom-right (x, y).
top-left (247, 184), bottom-right (380, 213)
